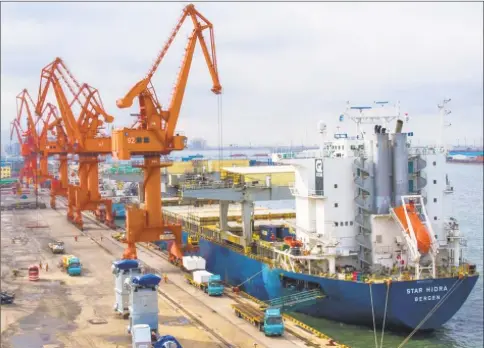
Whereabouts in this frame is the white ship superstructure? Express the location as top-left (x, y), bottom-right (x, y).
top-left (272, 100), bottom-right (465, 280)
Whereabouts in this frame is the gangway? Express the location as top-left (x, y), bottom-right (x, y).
top-left (264, 289), bottom-right (324, 309)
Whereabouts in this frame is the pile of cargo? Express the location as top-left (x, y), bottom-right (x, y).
top-left (182, 256), bottom-right (224, 296)
top-left (182, 256), bottom-right (206, 271)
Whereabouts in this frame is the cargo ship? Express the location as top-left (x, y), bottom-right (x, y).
top-left (157, 100), bottom-right (478, 333)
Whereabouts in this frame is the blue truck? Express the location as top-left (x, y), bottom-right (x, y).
top-left (184, 271), bottom-right (224, 296)
top-left (232, 303), bottom-right (284, 336)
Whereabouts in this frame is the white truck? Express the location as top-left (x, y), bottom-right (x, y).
top-left (48, 240), bottom-right (65, 254)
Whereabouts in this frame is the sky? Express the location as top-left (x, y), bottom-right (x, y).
top-left (1, 1), bottom-right (483, 150)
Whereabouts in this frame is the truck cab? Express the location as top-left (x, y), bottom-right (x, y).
top-left (207, 274), bottom-right (224, 296)
top-left (66, 257), bottom-right (82, 276)
top-left (263, 308), bottom-right (284, 336)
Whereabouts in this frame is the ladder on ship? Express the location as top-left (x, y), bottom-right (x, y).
top-left (264, 289), bottom-right (324, 309)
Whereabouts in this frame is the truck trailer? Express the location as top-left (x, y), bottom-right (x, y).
top-left (184, 271), bottom-right (224, 296)
top-left (232, 303), bottom-right (284, 337)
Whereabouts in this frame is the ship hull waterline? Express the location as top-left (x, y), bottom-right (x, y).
top-left (155, 232), bottom-right (478, 332)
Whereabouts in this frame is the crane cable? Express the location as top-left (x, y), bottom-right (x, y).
top-left (217, 93), bottom-right (224, 167)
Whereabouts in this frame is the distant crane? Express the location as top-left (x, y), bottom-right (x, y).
top-left (113, 3), bottom-right (222, 259)
top-left (36, 58), bottom-right (115, 229)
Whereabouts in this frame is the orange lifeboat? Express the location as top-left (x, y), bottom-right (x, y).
top-left (393, 204), bottom-right (431, 254)
top-left (284, 236), bottom-right (303, 248)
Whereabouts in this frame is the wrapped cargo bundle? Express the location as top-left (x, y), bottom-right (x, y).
top-left (193, 270), bottom-right (213, 284)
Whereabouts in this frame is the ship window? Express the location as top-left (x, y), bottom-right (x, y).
top-left (143, 137), bottom-right (150, 143)
top-left (350, 221), bottom-right (354, 226)
top-left (433, 180), bottom-right (437, 184)
top-left (345, 221), bottom-right (348, 226)
top-left (433, 198), bottom-right (437, 203)
top-left (334, 184), bottom-right (338, 188)
top-left (136, 137), bottom-right (142, 144)
top-left (433, 161), bottom-right (436, 166)
top-left (340, 222), bottom-right (344, 226)
top-left (376, 235), bottom-right (382, 243)
top-left (334, 203), bottom-right (339, 208)
top-left (434, 216), bottom-right (438, 220)
top-left (334, 222), bottom-right (339, 227)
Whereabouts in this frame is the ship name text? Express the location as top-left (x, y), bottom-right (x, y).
top-left (406, 286), bottom-right (448, 302)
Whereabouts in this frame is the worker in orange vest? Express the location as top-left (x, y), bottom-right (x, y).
top-left (163, 274), bottom-right (168, 283)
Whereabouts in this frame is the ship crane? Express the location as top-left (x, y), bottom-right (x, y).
top-left (36, 57), bottom-right (115, 229)
top-left (113, 3), bottom-right (222, 260)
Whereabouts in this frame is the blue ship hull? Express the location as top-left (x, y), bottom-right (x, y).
top-left (174, 233), bottom-right (478, 332)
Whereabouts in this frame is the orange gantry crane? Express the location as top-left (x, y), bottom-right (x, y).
top-left (113, 3), bottom-right (222, 260)
top-left (9, 118), bottom-right (34, 187)
top-left (36, 58), bottom-right (115, 229)
top-left (10, 89), bottom-right (45, 189)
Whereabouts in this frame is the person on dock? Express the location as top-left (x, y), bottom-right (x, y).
top-left (45, 263), bottom-right (49, 272)
top-left (74, 235), bottom-right (78, 242)
top-left (39, 260), bottom-right (43, 270)
top-left (163, 274), bottom-right (168, 283)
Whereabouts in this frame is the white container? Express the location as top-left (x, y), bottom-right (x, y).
top-left (182, 256), bottom-right (197, 271)
top-left (195, 256), bottom-right (206, 270)
top-left (131, 324), bottom-right (151, 348)
top-left (193, 270), bottom-right (213, 284)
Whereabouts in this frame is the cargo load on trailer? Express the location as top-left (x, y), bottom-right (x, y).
top-left (184, 269), bottom-right (224, 296)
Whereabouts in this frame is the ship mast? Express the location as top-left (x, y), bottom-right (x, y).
top-left (437, 98), bottom-right (452, 152)
top-left (344, 101), bottom-right (400, 139)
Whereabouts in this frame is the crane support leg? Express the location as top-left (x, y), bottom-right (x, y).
top-left (122, 156), bottom-right (183, 260)
top-left (50, 155), bottom-right (68, 209)
top-left (67, 155), bottom-right (114, 230)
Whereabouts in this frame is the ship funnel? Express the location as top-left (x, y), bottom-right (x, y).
top-left (374, 131), bottom-right (392, 214)
top-left (392, 119), bottom-right (408, 206)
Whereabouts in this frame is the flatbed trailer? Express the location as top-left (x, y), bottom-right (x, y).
top-left (232, 303), bottom-right (285, 336)
top-left (232, 303), bottom-right (265, 330)
top-left (184, 273), bottom-right (209, 293)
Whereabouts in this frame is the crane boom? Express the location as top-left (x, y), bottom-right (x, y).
top-left (112, 3), bottom-right (222, 260)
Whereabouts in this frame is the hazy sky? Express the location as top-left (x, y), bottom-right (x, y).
top-left (1, 1), bottom-right (483, 148)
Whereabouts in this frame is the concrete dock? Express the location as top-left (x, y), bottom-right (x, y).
top-left (1, 194), bottom-right (346, 348)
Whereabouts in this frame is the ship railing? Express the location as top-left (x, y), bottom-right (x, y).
top-left (353, 157), bottom-right (374, 175)
top-left (354, 195), bottom-right (373, 212)
top-left (264, 289), bottom-right (324, 309)
top-left (355, 233), bottom-right (372, 250)
top-left (408, 146), bottom-right (446, 156)
top-left (289, 182), bottom-right (324, 198)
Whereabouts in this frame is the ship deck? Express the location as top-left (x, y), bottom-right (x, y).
top-left (163, 203), bottom-right (295, 225)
